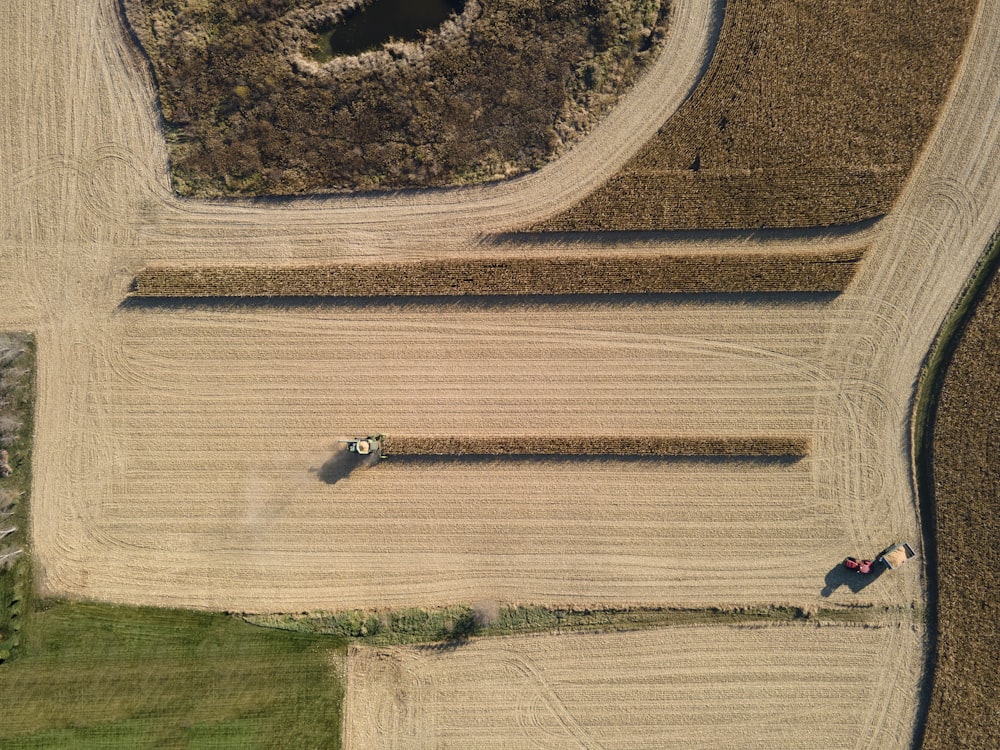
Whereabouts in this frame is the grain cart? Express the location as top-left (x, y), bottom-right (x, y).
top-left (877, 541), bottom-right (916, 570)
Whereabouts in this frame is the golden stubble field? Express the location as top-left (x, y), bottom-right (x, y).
top-left (1, 0), bottom-right (999, 746)
top-left (345, 624), bottom-right (925, 750)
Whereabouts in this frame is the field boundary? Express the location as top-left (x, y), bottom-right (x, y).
top-left (910, 228), bottom-right (1000, 750)
top-left (130, 249), bottom-right (864, 298)
top-left (244, 603), bottom-right (909, 646)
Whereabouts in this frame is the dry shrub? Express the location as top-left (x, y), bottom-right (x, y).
top-left (122, 0), bottom-right (669, 196)
top-left (0, 417), bottom-right (21, 448)
top-left (379, 435), bottom-right (809, 457)
top-left (132, 249), bottom-right (863, 297)
top-left (472, 600), bottom-right (500, 628)
top-left (533, 0), bottom-right (976, 230)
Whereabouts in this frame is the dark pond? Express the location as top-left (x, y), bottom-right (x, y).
top-left (312, 0), bottom-right (465, 61)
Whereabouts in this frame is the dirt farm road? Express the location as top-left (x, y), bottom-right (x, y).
top-left (1, 0), bottom-right (999, 744)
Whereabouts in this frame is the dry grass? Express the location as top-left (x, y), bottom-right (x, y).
top-left (132, 249), bottom-right (863, 297)
top-left (534, 0), bottom-right (977, 230)
top-left (380, 434), bottom-right (809, 457)
top-left (922, 243), bottom-right (1000, 750)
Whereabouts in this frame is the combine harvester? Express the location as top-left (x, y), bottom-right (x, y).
top-left (343, 436), bottom-right (383, 457)
top-left (844, 542), bottom-right (917, 575)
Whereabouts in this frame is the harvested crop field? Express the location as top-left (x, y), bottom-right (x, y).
top-left (921, 238), bottom-right (1000, 750)
top-left (344, 623), bottom-right (925, 749)
top-left (3, 0), bottom-right (1000, 743)
top-left (1, 0), bottom-right (998, 618)
top-left (37, 300), bottom-right (882, 611)
top-left (131, 248), bottom-right (864, 297)
top-left (534, 0), bottom-right (977, 230)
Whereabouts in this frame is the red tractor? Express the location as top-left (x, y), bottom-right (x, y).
top-left (843, 542), bottom-right (916, 576)
top-left (843, 556), bottom-right (875, 574)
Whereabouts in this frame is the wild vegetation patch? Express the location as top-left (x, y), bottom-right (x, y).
top-left (534, 0), bottom-right (977, 230)
top-left (131, 249), bottom-right (863, 296)
top-left (245, 603), bottom-right (888, 644)
top-left (0, 334), bottom-right (33, 666)
top-left (123, 0), bottom-right (669, 196)
top-left (919, 232), bottom-right (1000, 750)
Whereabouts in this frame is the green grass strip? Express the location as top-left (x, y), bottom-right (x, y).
top-left (244, 603), bottom-right (904, 645)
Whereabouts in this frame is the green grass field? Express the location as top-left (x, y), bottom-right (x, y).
top-left (0, 602), bottom-right (346, 749)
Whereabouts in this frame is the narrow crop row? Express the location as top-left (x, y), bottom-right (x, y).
top-left (379, 435), bottom-right (810, 457)
top-left (132, 250), bottom-right (864, 297)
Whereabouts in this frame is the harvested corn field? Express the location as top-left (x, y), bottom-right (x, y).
top-left (379, 434), bottom-right (809, 457)
top-left (36, 300), bottom-right (874, 612)
top-left (921, 238), bottom-right (1000, 750)
top-left (534, 0), bottom-right (977, 230)
top-left (132, 249), bottom-right (864, 297)
top-left (344, 623), bottom-right (925, 749)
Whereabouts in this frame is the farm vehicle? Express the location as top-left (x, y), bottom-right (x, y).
top-left (843, 541), bottom-right (916, 575)
top-left (343, 436), bottom-right (383, 457)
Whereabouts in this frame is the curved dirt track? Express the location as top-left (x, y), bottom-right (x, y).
top-left (101, 0), bottom-right (724, 259)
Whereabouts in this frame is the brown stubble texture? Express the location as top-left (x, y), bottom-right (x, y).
top-left (533, 0), bottom-right (977, 230)
top-left (379, 434), bottom-right (809, 456)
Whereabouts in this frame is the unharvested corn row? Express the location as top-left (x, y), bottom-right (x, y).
top-left (379, 435), bottom-right (810, 457)
top-left (132, 251), bottom-right (863, 297)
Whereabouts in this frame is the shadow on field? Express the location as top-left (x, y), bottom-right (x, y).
top-left (821, 561), bottom-right (885, 596)
top-left (313, 448), bottom-right (379, 484)
top-left (381, 454), bottom-right (805, 466)
top-left (119, 291), bottom-right (840, 313)
top-left (485, 216), bottom-right (882, 248)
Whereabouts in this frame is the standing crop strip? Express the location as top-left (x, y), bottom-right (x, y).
top-left (132, 249), bottom-right (864, 297)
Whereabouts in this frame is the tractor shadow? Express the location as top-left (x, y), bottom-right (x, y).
top-left (821, 561), bottom-right (885, 596)
top-left (313, 448), bottom-right (379, 484)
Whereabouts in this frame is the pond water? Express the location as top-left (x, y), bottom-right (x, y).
top-left (312, 0), bottom-right (465, 61)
